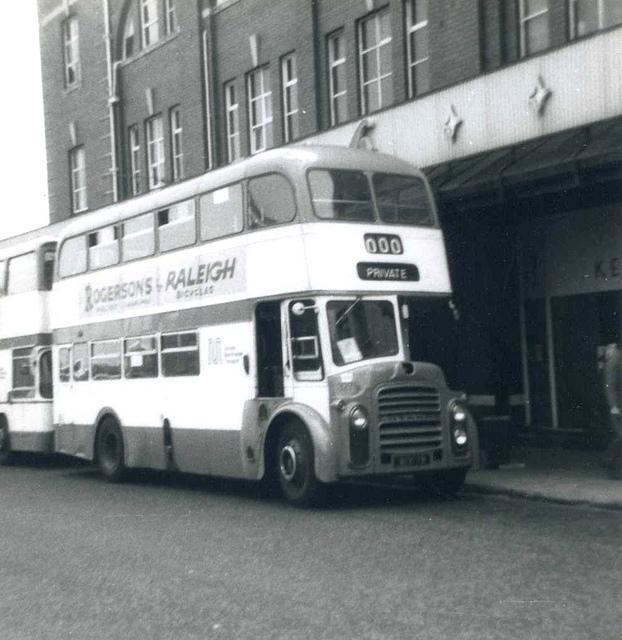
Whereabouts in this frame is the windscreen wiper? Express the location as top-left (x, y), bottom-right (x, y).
top-left (336, 296), bottom-right (362, 327)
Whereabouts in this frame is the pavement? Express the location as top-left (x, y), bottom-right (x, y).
top-left (466, 445), bottom-right (622, 510)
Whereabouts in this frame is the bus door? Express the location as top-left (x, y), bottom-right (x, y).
top-left (284, 299), bottom-right (329, 417)
top-left (255, 301), bottom-right (284, 398)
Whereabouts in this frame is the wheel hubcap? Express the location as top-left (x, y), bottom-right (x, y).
top-left (279, 444), bottom-right (298, 482)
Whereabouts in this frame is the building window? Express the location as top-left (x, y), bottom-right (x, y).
top-left (165, 0), bottom-right (177, 34)
top-left (281, 53), bottom-right (300, 143)
top-left (169, 106), bottom-right (184, 181)
top-left (224, 81), bottom-right (241, 162)
top-left (62, 16), bottom-right (80, 87)
top-left (520, 0), bottom-right (549, 56)
top-left (69, 146), bottom-right (87, 213)
top-left (146, 115), bottom-right (165, 189)
top-left (569, 0), bottom-right (622, 38)
top-left (141, 0), bottom-right (160, 48)
top-left (327, 31), bottom-right (347, 126)
top-left (247, 67), bottom-right (273, 154)
top-left (128, 125), bottom-right (141, 195)
top-left (405, 0), bottom-right (430, 97)
top-left (123, 17), bottom-right (136, 59)
top-left (358, 9), bottom-right (393, 114)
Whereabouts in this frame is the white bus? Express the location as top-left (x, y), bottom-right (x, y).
top-left (52, 145), bottom-right (478, 504)
top-left (0, 230), bottom-right (56, 464)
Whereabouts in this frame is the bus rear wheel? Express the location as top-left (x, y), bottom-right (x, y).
top-left (276, 422), bottom-right (323, 507)
top-left (0, 422), bottom-right (14, 466)
top-left (96, 417), bottom-right (126, 482)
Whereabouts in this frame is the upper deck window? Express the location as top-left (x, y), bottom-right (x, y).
top-left (373, 174), bottom-right (434, 226)
top-left (59, 236), bottom-right (87, 278)
top-left (309, 169), bottom-right (435, 226)
top-left (7, 252), bottom-right (38, 294)
top-left (122, 212), bottom-right (155, 262)
top-left (88, 225), bottom-right (120, 270)
top-left (0, 260), bottom-right (6, 294)
top-left (308, 170), bottom-right (374, 221)
top-left (200, 183), bottom-right (243, 241)
top-left (248, 174), bottom-right (296, 228)
top-left (157, 198), bottom-right (196, 252)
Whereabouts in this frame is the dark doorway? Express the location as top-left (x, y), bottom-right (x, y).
top-left (255, 301), bottom-right (284, 397)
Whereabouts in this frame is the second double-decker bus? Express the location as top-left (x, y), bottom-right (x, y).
top-left (51, 145), bottom-right (477, 505)
top-left (0, 229), bottom-right (56, 464)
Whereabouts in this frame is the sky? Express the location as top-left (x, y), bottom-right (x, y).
top-left (0, 1), bottom-right (49, 240)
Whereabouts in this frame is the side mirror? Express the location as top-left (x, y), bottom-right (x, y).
top-left (242, 354), bottom-right (250, 375)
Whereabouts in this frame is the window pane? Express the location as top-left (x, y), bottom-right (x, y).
top-left (161, 332), bottom-right (199, 377)
top-left (308, 170), bottom-right (374, 221)
top-left (525, 0), bottom-right (548, 13)
top-left (289, 299), bottom-right (323, 380)
top-left (247, 174), bottom-right (296, 228)
top-left (124, 336), bottom-right (158, 378)
top-left (373, 174), bottom-right (435, 226)
top-left (59, 235), bottom-right (87, 277)
top-left (88, 225), bottom-right (119, 270)
top-left (39, 350), bottom-right (53, 399)
top-left (158, 199), bottom-right (196, 252)
top-left (59, 347), bottom-right (71, 382)
top-left (8, 253), bottom-right (38, 294)
top-left (12, 347), bottom-right (35, 397)
top-left (327, 300), bottom-right (398, 366)
top-left (122, 213), bottom-right (154, 261)
top-left (200, 183), bottom-right (243, 240)
top-left (73, 343), bottom-right (89, 381)
top-left (524, 13), bottom-right (549, 54)
top-left (604, 0), bottom-right (622, 27)
top-left (91, 341), bottom-right (121, 380)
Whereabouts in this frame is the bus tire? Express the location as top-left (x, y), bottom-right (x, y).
top-left (0, 420), bottom-right (14, 466)
top-left (96, 417), bottom-right (126, 482)
top-left (276, 422), bottom-right (324, 507)
top-left (424, 468), bottom-right (467, 497)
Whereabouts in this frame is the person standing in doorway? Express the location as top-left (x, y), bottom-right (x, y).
top-left (602, 342), bottom-right (622, 479)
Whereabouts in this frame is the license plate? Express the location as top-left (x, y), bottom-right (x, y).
top-left (393, 453), bottom-right (430, 468)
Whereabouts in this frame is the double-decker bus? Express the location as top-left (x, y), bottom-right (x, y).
top-left (0, 229), bottom-right (56, 464)
top-left (51, 145), bottom-right (477, 504)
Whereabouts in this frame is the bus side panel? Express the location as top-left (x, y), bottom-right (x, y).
top-left (169, 321), bottom-right (254, 477)
top-left (0, 402), bottom-right (54, 452)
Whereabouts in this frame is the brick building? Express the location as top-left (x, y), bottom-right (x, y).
top-left (37, 0), bottom-right (622, 446)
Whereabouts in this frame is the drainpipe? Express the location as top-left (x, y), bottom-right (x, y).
top-left (103, 0), bottom-right (119, 202)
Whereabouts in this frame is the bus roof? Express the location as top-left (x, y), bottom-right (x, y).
top-left (56, 145), bottom-right (423, 239)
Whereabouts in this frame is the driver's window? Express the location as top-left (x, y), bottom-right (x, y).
top-left (289, 299), bottom-right (323, 381)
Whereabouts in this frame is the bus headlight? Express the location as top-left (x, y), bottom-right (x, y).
top-left (349, 404), bottom-right (370, 467)
top-left (349, 405), bottom-right (369, 431)
top-left (449, 401), bottom-right (470, 455)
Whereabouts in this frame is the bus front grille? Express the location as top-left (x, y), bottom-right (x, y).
top-left (377, 385), bottom-right (442, 452)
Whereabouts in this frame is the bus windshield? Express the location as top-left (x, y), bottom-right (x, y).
top-left (308, 170), bottom-right (434, 226)
top-left (327, 299), bottom-right (399, 366)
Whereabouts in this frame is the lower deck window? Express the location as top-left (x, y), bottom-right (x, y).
top-left (124, 336), bottom-right (158, 378)
top-left (161, 331), bottom-right (199, 376)
top-left (91, 340), bottom-right (121, 380)
top-left (59, 347), bottom-right (71, 382)
top-left (12, 347), bottom-right (35, 399)
top-left (73, 343), bottom-right (90, 381)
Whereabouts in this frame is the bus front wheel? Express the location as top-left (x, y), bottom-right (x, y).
top-left (276, 422), bottom-right (323, 506)
top-left (96, 417), bottom-right (126, 482)
top-left (0, 421), bottom-right (14, 466)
